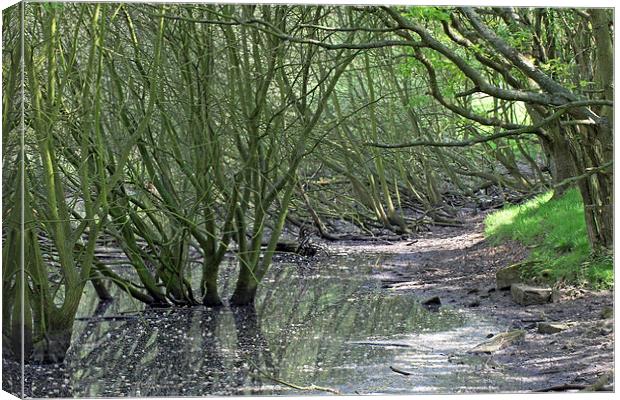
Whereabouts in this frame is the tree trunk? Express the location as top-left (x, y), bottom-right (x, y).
top-left (91, 273), bottom-right (113, 302)
top-left (546, 135), bottom-right (576, 199)
top-left (575, 126), bottom-right (613, 250)
top-left (201, 257), bottom-right (223, 307)
top-left (230, 263), bottom-right (258, 306)
top-left (588, 8), bottom-right (614, 250)
top-left (31, 321), bottom-right (74, 364)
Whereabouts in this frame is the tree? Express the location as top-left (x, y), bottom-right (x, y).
top-left (374, 6), bottom-right (613, 250)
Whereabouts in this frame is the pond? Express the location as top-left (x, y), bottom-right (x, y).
top-left (20, 252), bottom-right (530, 397)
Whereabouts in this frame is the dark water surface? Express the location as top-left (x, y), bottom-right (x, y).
top-left (19, 253), bottom-right (530, 397)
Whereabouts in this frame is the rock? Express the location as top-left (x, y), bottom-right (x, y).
top-left (469, 330), bottom-right (526, 353)
top-left (596, 319), bottom-right (613, 335)
top-left (521, 311), bottom-right (546, 322)
top-left (496, 263), bottom-right (524, 290)
top-left (551, 287), bottom-right (562, 303)
top-left (421, 296), bottom-right (441, 312)
top-left (537, 322), bottom-right (570, 334)
top-left (583, 372), bottom-right (613, 392)
top-left (274, 240), bottom-right (299, 253)
top-left (421, 296), bottom-right (441, 306)
top-left (511, 284), bottom-right (552, 306)
top-left (467, 300), bottom-right (480, 307)
top-left (510, 320), bottom-right (525, 329)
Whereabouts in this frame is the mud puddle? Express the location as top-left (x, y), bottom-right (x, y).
top-left (6, 251), bottom-right (536, 397)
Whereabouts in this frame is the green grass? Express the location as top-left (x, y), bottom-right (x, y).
top-left (485, 188), bottom-right (613, 289)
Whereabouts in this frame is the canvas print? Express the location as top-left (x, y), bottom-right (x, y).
top-left (1, 0), bottom-right (614, 397)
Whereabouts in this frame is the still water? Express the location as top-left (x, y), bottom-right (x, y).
top-left (24, 253), bottom-right (529, 397)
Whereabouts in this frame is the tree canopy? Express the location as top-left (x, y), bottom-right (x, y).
top-left (1, 3), bottom-right (613, 364)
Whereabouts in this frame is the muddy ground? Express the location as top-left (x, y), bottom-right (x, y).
top-left (328, 213), bottom-right (614, 392)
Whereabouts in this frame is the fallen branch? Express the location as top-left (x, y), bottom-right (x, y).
top-left (534, 383), bottom-right (613, 392)
top-left (533, 384), bottom-right (587, 392)
top-left (390, 366), bottom-right (414, 376)
top-left (332, 234), bottom-right (404, 243)
top-left (250, 361), bottom-right (341, 395)
top-left (263, 375), bottom-right (341, 395)
top-left (534, 373), bottom-right (613, 392)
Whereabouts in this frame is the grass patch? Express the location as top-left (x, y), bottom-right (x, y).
top-left (485, 188), bottom-right (613, 289)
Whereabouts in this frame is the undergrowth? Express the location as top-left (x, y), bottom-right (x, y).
top-left (485, 188), bottom-right (613, 289)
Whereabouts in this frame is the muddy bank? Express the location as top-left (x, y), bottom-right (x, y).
top-left (329, 213), bottom-right (614, 392)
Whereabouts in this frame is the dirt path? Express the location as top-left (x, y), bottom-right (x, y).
top-left (328, 214), bottom-right (614, 392)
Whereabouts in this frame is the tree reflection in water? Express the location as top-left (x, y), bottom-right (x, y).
top-left (23, 255), bottom-right (471, 397)
top-left (55, 305), bottom-right (279, 397)
top-left (231, 305), bottom-right (276, 392)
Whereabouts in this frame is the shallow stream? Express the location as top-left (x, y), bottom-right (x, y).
top-left (22, 252), bottom-right (531, 397)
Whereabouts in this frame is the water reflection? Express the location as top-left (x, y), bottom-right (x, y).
top-left (22, 254), bottom-right (518, 397)
top-left (231, 305), bottom-right (276, 393)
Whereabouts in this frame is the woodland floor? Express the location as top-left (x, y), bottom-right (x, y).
top-left (328, 212), bottom-right (614, 392)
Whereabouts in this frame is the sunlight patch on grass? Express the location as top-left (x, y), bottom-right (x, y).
top-left (485, 189), bottom-right (613, 289)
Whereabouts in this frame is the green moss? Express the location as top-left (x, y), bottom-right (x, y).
top-left (485, 189), bottom-right (613, 289)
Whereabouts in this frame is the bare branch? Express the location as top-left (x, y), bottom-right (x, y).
top-left (364, 99), bottom-right (612, 149)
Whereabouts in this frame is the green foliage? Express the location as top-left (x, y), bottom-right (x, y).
top-left (485, 189), bottom-right (613, 289)
top-left (405, 7), bottom-right (451, 22)
top-left (41, 2), bottom-right (64, 11)
top-left (539, 58), bottom-right (572, 81)
top-left (408, 94), bottom-right (430, 108)
top-left (492, 22), bottom-right (533, 52)
top-left (470, 95), bottom-right (494, 115)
